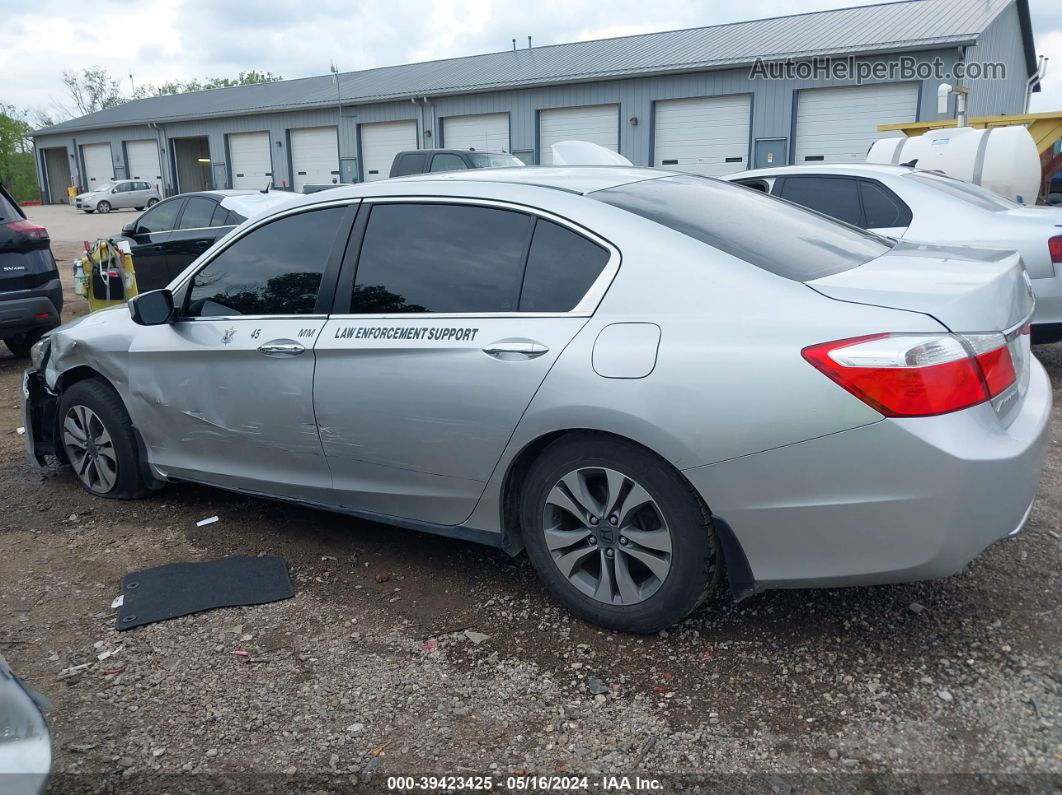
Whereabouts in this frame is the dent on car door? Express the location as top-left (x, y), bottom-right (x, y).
top-left (314, 200), bottom-right (615, 525)
top-left (128, 197), bottom-right (185, 291)
top-left (127, 202), bottom-right (358, 501)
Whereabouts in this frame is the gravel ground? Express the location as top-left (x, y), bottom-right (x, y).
top-left (0, 237), bottom-right (1059, 793)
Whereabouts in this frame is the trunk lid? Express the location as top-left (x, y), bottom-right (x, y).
top-left (807, 241), bottom-right (1033, 333)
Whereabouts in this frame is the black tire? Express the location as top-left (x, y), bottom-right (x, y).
top-left (96, 201), bottom-right (111, 214)
top-left (520, 433), bottom-right (720, 633)
top-left (147, 198), bottom-right (159, 207)
top-left (56, 379), bottom-right (150, 499)
top-left (134, 206), bottom-right (144, 211)
top-left (4, 328), bottom-right (46, 358)
top-left (83, 210), bottom-right (94, 214)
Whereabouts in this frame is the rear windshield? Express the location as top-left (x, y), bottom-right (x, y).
top-left (0, 185), bottom-right (22, 223)
top-left (469, 153), bottom-right (524, 168)
top-left (590, 175), bottom-right (890, 281)
top-left (906, 171), bottom-right (1019, 211)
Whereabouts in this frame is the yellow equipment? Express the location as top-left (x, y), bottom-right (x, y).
top-left (73, 239), bottom-right (140, 313)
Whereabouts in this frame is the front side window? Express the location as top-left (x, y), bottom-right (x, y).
top-left (591, 175), bottom-right (889, 282)
top-left (186, 206), bottom-right (345, 317)
top-left (429, 154), bottom-right (467, 173)
top-left (778, 176), bottom-right (862, 227)
top-left (135, 198), bottom-right (184, 234)
top-left (351, 203), bottom-right (532, 313)
top-left (178, 196), bottom-right (217, 229)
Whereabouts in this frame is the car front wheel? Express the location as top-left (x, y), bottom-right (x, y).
top-left (57, 380), bottom-right (150, 499)
top-left (96, 201), bottom-right (111, 214)
top-left (521, 434), bottom-right (720, 633)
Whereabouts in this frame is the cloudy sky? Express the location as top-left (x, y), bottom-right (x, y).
top-left (2, 0), bottom-right (1061, 117)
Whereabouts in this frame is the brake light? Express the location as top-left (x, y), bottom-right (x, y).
top-left (6, 219), bottom-right (48, 240)
top-left (1049, 235), bottom-right (1062, 264)
top-left (802, 332), bottom-right (1016, 417)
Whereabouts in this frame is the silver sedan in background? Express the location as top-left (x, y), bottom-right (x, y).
top-left (726, 163), bottom-right (1062, 343)
top-left (23, 168), bottom-right (1050, 632)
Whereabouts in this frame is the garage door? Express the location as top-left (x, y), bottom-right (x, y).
top-left (81, 143), bottom-right (113, 188)
top-left (794, 83), bottom-right (919, 164)
top-left (653, 95), bottom-right (751, 176)
top-left (360, 120), bottom-right (418, 181)
top-left (228, 131), bottom-right (273, 190)
top-left (290, 126), bottom-right (339, 192)
top-left (125, 140), bottom-right (162, 186)
top-left (442, 113), bottom-right (509, 153)
top-left (539, 105), bottom-right (618, 165)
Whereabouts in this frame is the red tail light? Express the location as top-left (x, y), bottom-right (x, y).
top-left (6, 219), bottom-right (49, 240)
top-left (1049, 235), bottom-right (1062, 264)
top-left (802, 332), bottom-right (1016, 417)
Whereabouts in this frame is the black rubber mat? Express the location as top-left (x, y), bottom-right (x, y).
top-left (115, 556), bottom-right (293, 631)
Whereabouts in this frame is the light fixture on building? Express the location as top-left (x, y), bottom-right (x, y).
top-left (629, 116), bottom-right (639, 126)
top-left (196, 158), bottom-right (210, 163)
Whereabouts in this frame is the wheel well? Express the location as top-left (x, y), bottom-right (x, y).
top-left (499, 428), bottom-right (755, 600)
top-left (55, 365), bottom-right (107, 393)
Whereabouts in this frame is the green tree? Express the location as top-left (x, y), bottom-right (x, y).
top-left (133, 70), bottom-right (283, 99)
top-left (60, 67), bottom-right (124, 116)
top-left (0, 104), bottom-right (38, 202)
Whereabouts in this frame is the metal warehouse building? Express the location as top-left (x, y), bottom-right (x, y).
top-left (32, 0), bottom-right (1038, 202)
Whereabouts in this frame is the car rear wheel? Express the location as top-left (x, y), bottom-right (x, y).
top-left (147, 198), bottom-right (159, 207)
top-left (521, 434), bottom-right (720, 633)
top-left (96, 201), bottom-right (111, 214)
top-left (4, 328), bottom-right (46, 358)
top-left (57, 380), bottom-right (150, 500)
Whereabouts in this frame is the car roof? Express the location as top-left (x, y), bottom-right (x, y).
top-left (728, 163), bottom-right (919, 180)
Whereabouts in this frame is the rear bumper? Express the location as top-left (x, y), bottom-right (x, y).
top-left (684, 358), bottom-right (1051, 591)
top-left (0, 281), bottom-right (62, 339)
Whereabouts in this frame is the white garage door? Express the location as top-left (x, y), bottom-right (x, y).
top-left (539, 105), bottom-right (618, 165)
top-left (125, 140), bottom-right (162, 186)
top-left (228, 131), bottom-right (273, 190)
top-left (360, 120), bottom-right (418, 181)
top-left (795, 83), bottom-right (919, 164)
top-left (653, 95), bottom-right (751, 176)
top-left (81, 143), bottom-right (113, 188)
top-left (442, 113), bottom-right (510, 153)
top-left (290, 126), bottom-right (339, 193)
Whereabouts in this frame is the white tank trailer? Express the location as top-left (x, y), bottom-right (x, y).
top-left (867, 125), bottom-right (1042, 205)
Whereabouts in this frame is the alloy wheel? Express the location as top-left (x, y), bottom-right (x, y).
top-left (542, 467), bottom-right (672, 605)
top-left (97, 201), bottom-right (111, 213)
top-left (62, 404), bottom-right (118, 493)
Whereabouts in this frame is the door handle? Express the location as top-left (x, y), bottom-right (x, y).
top-left (152, 245), bottom-right (164, 251)
top-left (482, 341), bottom-right (549, 359)
top-left (257, 339), bottom-right (305, 357)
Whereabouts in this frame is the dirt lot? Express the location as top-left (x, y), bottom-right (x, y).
top-left (1, 211), bottom-right (1060, 792)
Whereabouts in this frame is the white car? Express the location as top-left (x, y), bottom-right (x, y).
top-left (726, 164), bottom-right (1062, 343)
top-left (74, 179), bottom-right (161, 214)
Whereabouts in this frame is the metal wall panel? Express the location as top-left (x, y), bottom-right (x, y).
top-left (966, 1), bottom-right (1031, 116)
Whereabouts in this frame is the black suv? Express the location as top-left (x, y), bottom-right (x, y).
top-left (119, 191), bottom-right (252, 292)
top-left (389, 149), bottom-right (524, 178)
top-left (0, 183), bottom-right (62, 357)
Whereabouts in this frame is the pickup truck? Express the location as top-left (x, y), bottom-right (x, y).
top-left (389, 149), bottom-right (524, 178)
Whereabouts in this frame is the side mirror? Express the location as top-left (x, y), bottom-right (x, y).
top-left (122, 221), bottom-right (136, 236)
top-left (129, 290), bottom-right (174, 326)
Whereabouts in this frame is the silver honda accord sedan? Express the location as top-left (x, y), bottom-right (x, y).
top-left (22, 167), bottom-right (1051, 633)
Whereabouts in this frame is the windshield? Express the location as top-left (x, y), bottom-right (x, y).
top-left (469, 153), bottom-right (524, 168)
top-left (906, 171), bottom-right (1019, 211)
top-left (590, 174), bottom-right (890, 281)
top-left (92, 182), bottom-right (117, 193)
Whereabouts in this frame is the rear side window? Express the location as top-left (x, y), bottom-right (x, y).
top-left (186, 206), bottom-right (344, 316)
top-left (430, 154), bottom-right (467, 172)
top-left (210, 205), bottom-right (239, 227)
top-left (136, 198), bottom-right (184, 234)
top-left (178, 196), bottom-right (217, 229)
top-left (860, 180), bottom-right (912, 228)
top-left (520, 220), bottom-right (609, 312)
top-left (351, 203), bottom-right (531, 313)
top-left (778, 176), bottom-right (862, 226)
top-left (591, 175), bottom-right (889, 281)
top-left (391, 153), bottom-right (427, 177)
